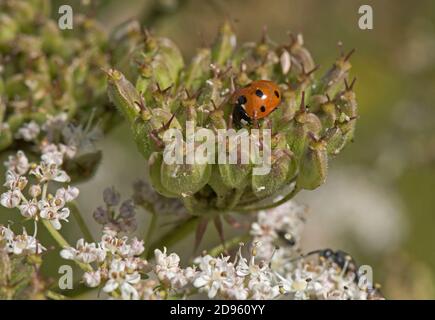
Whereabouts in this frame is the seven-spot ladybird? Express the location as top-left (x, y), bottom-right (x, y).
top-left (232, 80), bottom-right (281, 125)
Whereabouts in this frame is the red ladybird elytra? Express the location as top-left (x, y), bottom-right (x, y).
top-left (231, 80), bottom-right (281, 125)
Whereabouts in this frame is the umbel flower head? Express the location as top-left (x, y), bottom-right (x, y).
top-left (0, 0), bottom-right (119, 160)
top-left (107, 22), bottom-right (358, 216)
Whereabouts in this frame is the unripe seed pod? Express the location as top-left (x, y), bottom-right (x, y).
top-left (315, 50), bottom-right (353, 96)
top-left (288, 34), bottom-right (315, 73)
top-left (157, 38), bottom-right (184, 85)
top-left (148, 152), bottom-right (179, 198)
top-left (319, 100), bottom-right (338, 130)
top-left (184, 48), bottom-right (211, 91)
top-left (211, 22), bottom-right (237, 67)
top-left (324, 126), bottom-right (346, 156)
top-left (278, 89), bottom-right (298, 125)
top-left (297, 139), bottom-right (328, 190)
top-left (219, 139), bottom-right (252, 189)
top-left (287, 107), bottom-right (322, 161)
top-left (252, 148), bottom-right (296, 199)
top-left (161, 159), bottom-right (212, 197)
top-left (107, 69), bottom-right (144, 123)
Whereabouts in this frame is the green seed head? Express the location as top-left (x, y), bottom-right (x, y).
top-left (107, 22), bottom-right (359, 214)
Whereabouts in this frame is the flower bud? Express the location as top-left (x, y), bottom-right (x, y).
top-left (184, 48), bottom-right (211, 91)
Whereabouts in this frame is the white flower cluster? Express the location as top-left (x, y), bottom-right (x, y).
top-left (274, 257), bottom-right (381, 300)
top-left (193, 244), bottom-right (280, 299)
top-left (1, 150), bottom-right (79, 230)
top-left (60, 227), bottom-right (280, 300)
top-left (249, 201), bottom-right (383, 300)
top-left (0, 225), bottom-right (45, 256)
top-left (59, 200), bottom-right (383, 300)
top-left (14, 113), bottom-right (101, 161)
top-left (251, 200), bottom-right (306, 261)
top-left (61, 228), bottom-right (151, 300)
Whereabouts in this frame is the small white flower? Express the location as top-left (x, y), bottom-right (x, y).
top-left (103, 259), bottom-right (140, 300)
top-left (30, 162), bottom-right (70, 183)
top-left (58, 143), bottom-right (77, 159)
top-left (83, 270), bottom-right (102, 288)
top-left (18, 199), bottom-right (38, 218)
top-left (9, 229), bottom-right (46, 255)
top-left (16, 121), bottom-right (40, 141)
top-left (193, 255), bottom-right (236, 299)
top-left (129, 238), bottom-right (144, 256)
top-left (4, 151), bottom-right (29, 175)
top-left (1, 189), bottom-right (22, 208)
top-left (4, 170), bottom-right (28, 190)
top-left (56, 186), bottom-right (79, 202)
top-left (41, 150), bottom-right (64, 166)
top-left (28, 184), bottom-right (42, 198)
top-left (0, 225), bottom-right (14, 242)
top-left (60, 238), bottom-right (106, 264)
top-left (154, 248), bottom-right (185, 287)
top-left (38, 199), bottom-right (70, 230)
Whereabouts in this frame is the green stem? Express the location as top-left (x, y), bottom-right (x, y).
top-left (143, 210), bottom-right (159, 257)
top-left (146, 216), bottom-right (198, 259)
top-left (70, 202), bottom-right (95, 243)
top-left (41, 219), bottom-right (93, 272)
top-left (42, 219), bottom-right (69, 248)
top-left (208, 233), bottom-right (251, 257)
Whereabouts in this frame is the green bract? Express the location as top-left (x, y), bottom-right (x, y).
top-left (107, 22), bottom-right (358, 215)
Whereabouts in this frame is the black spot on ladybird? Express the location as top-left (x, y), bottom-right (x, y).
top-left (255, 89), bottom-right (264, 97)
top-left (237, 95), bottom-right (247, 105)
top-left (274, 90), bottom-right (280, 98)
top-left (260, 105), bottom-right (266, 112)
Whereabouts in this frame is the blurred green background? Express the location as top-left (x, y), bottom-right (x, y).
top-left (1, 0), bottom-right (435, 299)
